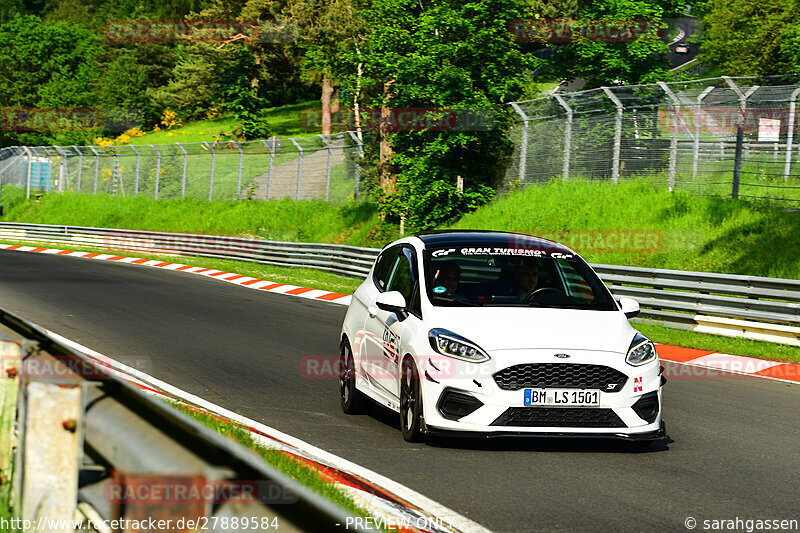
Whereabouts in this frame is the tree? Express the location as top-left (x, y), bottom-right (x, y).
top-left (353, 0), bottom-right (534, 230)
top-left (0, 14), bottom-right (102, 146)
top-left (285, 0), bottom-right (368, 134)
top-left (701, 0), bottom-right (800, 76)
top-left (154, 0), bottom-right (315, 134)
top-left (538, 0), bottom-right (685, 87)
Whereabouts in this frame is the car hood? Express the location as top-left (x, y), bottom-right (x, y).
top-left (426, 307), bottom-right (636, 354)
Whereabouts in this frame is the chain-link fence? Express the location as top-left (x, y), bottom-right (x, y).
top-left (0, 132), bottom-right (366, 203)
top-left (506, 75), bottom-right (800, 203)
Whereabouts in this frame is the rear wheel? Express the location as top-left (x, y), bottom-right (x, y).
top-left (339, 341), bottom-right (365, 414)
top-left (400, 357), bottom-right (426, 442)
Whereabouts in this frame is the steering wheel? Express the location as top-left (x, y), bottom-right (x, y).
top-left (524, 287), bottom-right (561, 304)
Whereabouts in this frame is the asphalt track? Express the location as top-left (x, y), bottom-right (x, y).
top-left (1, 249), bottom-right (798, 532)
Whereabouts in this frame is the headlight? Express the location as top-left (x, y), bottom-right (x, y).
top-left (428, 328), bottom-right (490, 363)
top-left (626, 333), bottom-right (657, 366)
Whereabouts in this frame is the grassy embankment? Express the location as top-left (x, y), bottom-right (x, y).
top-left (126, 100), bottom-right (323, 145)
top-left (1, 179), bottom-right (799, 362)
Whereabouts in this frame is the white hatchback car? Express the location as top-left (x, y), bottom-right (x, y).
top-left (339, 231), bottom-right (666, 443)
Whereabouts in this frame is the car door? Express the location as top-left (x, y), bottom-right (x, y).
top-left (362, 245), bottom-right (421, 402)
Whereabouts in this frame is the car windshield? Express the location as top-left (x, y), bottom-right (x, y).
top-left (424, 251), bottom-right (616, 310)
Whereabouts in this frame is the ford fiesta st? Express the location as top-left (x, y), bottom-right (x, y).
top-left (338, 231), bottom-right (666, 443)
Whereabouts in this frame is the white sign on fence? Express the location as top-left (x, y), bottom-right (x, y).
top-left (757, 118), bottom-right (780, 142)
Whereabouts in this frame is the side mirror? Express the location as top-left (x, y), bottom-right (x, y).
top-left (618, 297), bottom-right (640, 319)
top-left (376, 291), bottom-right (408, 320)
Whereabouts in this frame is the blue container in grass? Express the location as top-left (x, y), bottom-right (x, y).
top-left (29, 158), bottom-right (52, 191)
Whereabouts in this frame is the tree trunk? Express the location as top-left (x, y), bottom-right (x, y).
top-left (251, 55), bottom-right (260, 97)
top-left (379, 79), bottom-right (396, 197)
top-left (321, 74), bottom-right (334, 135)
top-left (331, 85), bottom-right (340, 115)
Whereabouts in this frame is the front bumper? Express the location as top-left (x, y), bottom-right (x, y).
top-left (419, 349), bottom-right (664, 438)
top-left (426, 421), bottom-right (667, 441)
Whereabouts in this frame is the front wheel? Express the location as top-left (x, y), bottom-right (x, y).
top-left (339, 341), bottom-right (365, 414)
top-left (400, 357), bottom-right (426, 442)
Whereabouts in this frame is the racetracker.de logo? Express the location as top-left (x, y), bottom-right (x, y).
top-left (104, 19), bottom-right (294, 44)
top-left (535, 230), bottom-right (664, 254)
top-left (658, 108), bottom-right (795, 134)
top-left (105, 475), bottom-right (297, 505)
top-left (509, 18), bottom-right (664, 43)
top-left (0, 107), bottom-right (142, 133)
top-left (302, 354), bottom-right (497, 380)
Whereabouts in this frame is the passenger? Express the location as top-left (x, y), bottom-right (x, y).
top-left (433, 262), bottom-right (460, 299)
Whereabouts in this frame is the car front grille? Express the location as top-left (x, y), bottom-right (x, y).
top-left (493, 363), bottom-right (628, 392)
top-left (491, 407), bottom-right (626, 428)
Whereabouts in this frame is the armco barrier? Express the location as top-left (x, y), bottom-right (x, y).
top-left (0, 307), bottom-right (371, 532)
top-left (0, 222), bottom-right (798, 342)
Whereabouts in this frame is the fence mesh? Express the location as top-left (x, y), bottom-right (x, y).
top-left (506, 75), bottom-right (800, 203)
top-left (0, 132), bottom-right (365, 203)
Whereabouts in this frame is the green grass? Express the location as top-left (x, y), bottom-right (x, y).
top-left (127, 115), bottom-right (241, 145)
top-left (0, 188), bottom-right (384, 247)
top-left (636, 321), bottom-right (800, 363)
top-left (124, 101), bottom-right (321, 147)
top-left (168, 401), bottom-right (384, 529)
top-left (0, 378), bottom-right (17, 530)
top-left (450, 179), bottom-right (800, 279)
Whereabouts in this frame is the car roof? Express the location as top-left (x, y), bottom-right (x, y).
top-left (415, 230), bottom-right (574, 254)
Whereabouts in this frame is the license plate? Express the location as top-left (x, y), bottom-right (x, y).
top-left (523, 389), bottom-right (600, 406)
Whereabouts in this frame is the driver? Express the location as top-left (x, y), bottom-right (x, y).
top-left (515, 260), bottom-right (540, 301)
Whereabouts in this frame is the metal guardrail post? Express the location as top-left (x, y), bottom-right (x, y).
top-left (19, 351), bottom-right (84, 531)
top-left (602, 87), bottom-right (623, 183)
top-left (347, 131), bottom-right (363, 200)
top-left (0, 337), bottom-right (19, 517)
top-left (71, 146), bottom-right (82, 192)
top-left (692, 86), bottom-right (714, 178)
top-left (320, 135), bottom-right (332, 201)
top-left (509, 102), bottom-right (529, 185)
top-left (232, 141), bottom-right (244, 198)
top-left (658, 82), bottom-right (681, 192)
top-left (175, 142), bottom-right (188, 198)
top-left (553, 94), bottom-right (573, 181)
top-left (723, 77), bottom-right (759, 199)
top-left (784, 87), bottom-right (800, 181)
top-left (129, 144), bottom-right (141, 195)
top-left (150, 144), bottom-right (162, 200)
top-left (203, 142), bottom-right (216, 201)
top-left (289, 138), bottom-right (304, 201)
top-left (88, 146), bottom-right (100, 195)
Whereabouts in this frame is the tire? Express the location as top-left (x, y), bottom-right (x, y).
top-left (339, 341), bottom-right (365, 414)
top-left (400, 357), bottom-right (426, 442)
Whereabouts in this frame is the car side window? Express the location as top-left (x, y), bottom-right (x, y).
top-left (373, 246), bottom-right (400, 291)
top-left (385, 247), bottom-right (422, 317)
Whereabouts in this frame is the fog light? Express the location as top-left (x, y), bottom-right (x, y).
top-left (437, 388), bottom-right (483, 421)
top-left (632, 391), bottom-right (659, 423)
